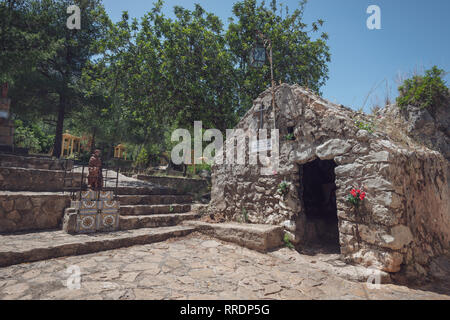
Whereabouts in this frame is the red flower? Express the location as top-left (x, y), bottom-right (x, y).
top-left (360, 192), bottom-right (366, 200)
top-left (351, 189), bottom-right (357, 197)
top-left (356, 189), bottom-right (361, 194)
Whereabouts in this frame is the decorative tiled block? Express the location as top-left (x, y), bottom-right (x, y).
top-left (103, 200), bottom-right (119, 210)
top-left (80, 190), bottom-right (97, 201)
top-left (64, 190), bottom-right (120, 234)
top-left (76, 213), bottom-right (98, 233)
top-left (99, 191), bottom-right (114, 201)
top-left (97, 211), bottom-right (120, 232)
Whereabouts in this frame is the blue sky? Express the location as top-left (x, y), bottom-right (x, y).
top-left (102, 0), bottom-right (450, 112)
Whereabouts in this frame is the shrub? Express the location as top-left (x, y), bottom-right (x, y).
top-left (284, 234), bottom-right (295, 250)
top-left (241, 207), bottom-right (249, 223)
top-left (397, 66), bottom-right (449, 110)
top-left (284, 133), bottom-right (295, 141)
top-left (277, 181), bottom-right (290, 196)
top-left (14, 120), bottom-right (41, 153)
top-left (355, 120), bottom-right (375, 133)
top-left (134, 148), bottom-right (149, 168)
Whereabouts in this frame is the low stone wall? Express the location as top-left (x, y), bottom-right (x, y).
top-left (0, 153), bottom-right (72, 170)
top-left (133, 175), bottom-right (208, 195)
top-left (0, 167), bottom-right (82, 192)
top-left (0, 193), bottom-right (70, 233)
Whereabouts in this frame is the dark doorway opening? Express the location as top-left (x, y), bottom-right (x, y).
top-left (301, 158), bottom-right (340, 252)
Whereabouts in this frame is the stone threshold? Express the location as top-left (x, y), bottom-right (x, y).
top-left (0, 226), bottom-right (195, 268)
top-left (183, 221), bottom-right (284, 253)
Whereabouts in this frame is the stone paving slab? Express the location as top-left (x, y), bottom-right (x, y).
top-left (0, 233), bottom-right (448, 300)
top-left (0, 226), bottom-right (196, 268)
top-left (184, 221), bottom-right (284, 252)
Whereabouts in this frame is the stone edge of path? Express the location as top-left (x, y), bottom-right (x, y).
top-left (183, 220), bottom-right (284, 253)
top-left (0, 226), bottom-right (196, 268)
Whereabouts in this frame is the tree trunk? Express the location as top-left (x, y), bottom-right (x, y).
top-left (52, 94), bottom-right (66, 158)
top-left (90, 126), bottom-right (97, 153)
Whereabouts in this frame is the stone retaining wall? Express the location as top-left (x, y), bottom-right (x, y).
top-left (0, 167), bottom-right (82, 192)
top-left (134, 175), bottom-right (208, 195)
top-left (0, 193), bottom-right (70, 233)
top-left (0, 153), bottom-right (72, 170)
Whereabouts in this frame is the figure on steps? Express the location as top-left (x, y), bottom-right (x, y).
top-left (88, 149), bottom-right (103, 191)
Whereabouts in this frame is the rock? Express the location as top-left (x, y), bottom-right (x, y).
top-left (264, 283), bottom-right (283, 296)
top-left (381, 225), bottom-right (413, 250)
top-left (316, 139), bottom-right (353, 160)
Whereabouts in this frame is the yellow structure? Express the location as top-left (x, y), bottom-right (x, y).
top-left (61, 132), bottom-right (81, 158)
top-left (114, 144), bottom-right (127, 160)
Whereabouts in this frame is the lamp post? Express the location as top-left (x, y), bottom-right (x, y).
top-left (249, 31), bottom-right (276, 129)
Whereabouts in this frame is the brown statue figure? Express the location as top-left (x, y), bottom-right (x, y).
top-left (1, 83), bottom-right (8, 98)
top-left (88, 149), bottom-right (103, 191)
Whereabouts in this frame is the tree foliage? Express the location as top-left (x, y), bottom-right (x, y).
top-left (226, 0), bottom-right (330, 115)
top-left (2, 0), bottom-right (331, 163)
top-left (397, 66), bottom-right (449, 110)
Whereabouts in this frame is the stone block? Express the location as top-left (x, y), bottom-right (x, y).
top-left (184, 221), bottom-right (284, 252)
top-left (316, 139), bottom-right (353, 160)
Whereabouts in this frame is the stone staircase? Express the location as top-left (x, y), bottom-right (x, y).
top-left (117, 189), bottom-right (199, 231)
top-left (0, 153), bottom-right (201, 267)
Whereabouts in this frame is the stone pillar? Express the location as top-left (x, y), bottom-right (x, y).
top-left (0, 97), bottom-right (14, 151)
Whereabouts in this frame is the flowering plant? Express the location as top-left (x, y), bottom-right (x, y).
top-left (347, 188), bottom-right (366, 208)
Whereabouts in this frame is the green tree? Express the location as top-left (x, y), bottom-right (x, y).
top-left (226, 0), bottom-right (330, 115)
top-left (1, 0), bottom-right (108, 157)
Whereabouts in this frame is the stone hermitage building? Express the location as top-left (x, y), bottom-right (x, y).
top-left (208, 83), bottom-right (449, 277)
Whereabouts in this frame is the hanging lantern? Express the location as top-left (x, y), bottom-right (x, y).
top-left (249, 43), bottom-right (266, 68)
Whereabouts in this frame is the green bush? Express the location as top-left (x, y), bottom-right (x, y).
top-left (355, 120), bottom-right (375, 133)
top-left (134, 148), bottom-right (149, 168)
top-left (187, 163), bottom-right (212, 175)
top-left (284, 234), bottom-right (295, 250)
top-left (13, 120), bottom-right (54, 154)
top-left (277, 181), bottom-right (290, 196)
top-left (397, 66), bottom-right (449, 110)
top-left (14, 120), bottom-right (41, 153)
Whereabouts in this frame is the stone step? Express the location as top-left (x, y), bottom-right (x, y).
top-left (119, 213), bottom-right (199, 231)
top-left (183, 221), bottom-right (284, 253)
top-left (0, 153), bottom-right (70, 171)
top-left (0, 166), bottom-right (82, 192)
top-left (117, 194), bottom-right (192, 206)
top-left (115, 186), bottom-right (183, 196)
top-left (119, 204), bottom-right (192, 216)
top-left (0, 225), bottom-right (196, 268)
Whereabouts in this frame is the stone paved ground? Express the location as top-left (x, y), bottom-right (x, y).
top-left (0, 233), bottom-right (448, 300)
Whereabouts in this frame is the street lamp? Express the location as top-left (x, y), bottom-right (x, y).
top-left (249, 43), bottom-right (266, 68)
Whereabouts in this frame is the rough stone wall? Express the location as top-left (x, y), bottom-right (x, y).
top-left (133, 175), bottom-right (208, 195)
top-left (0, 154), bottom-right (72, 170)
top-left (391, 151), bottom-right (449, 277)
top-left (0, 193), bottom-right (70, 233)
top-left (208, 83), bottom-right (450, 275)
top-left (0, 167), bottom-right (81, 192)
